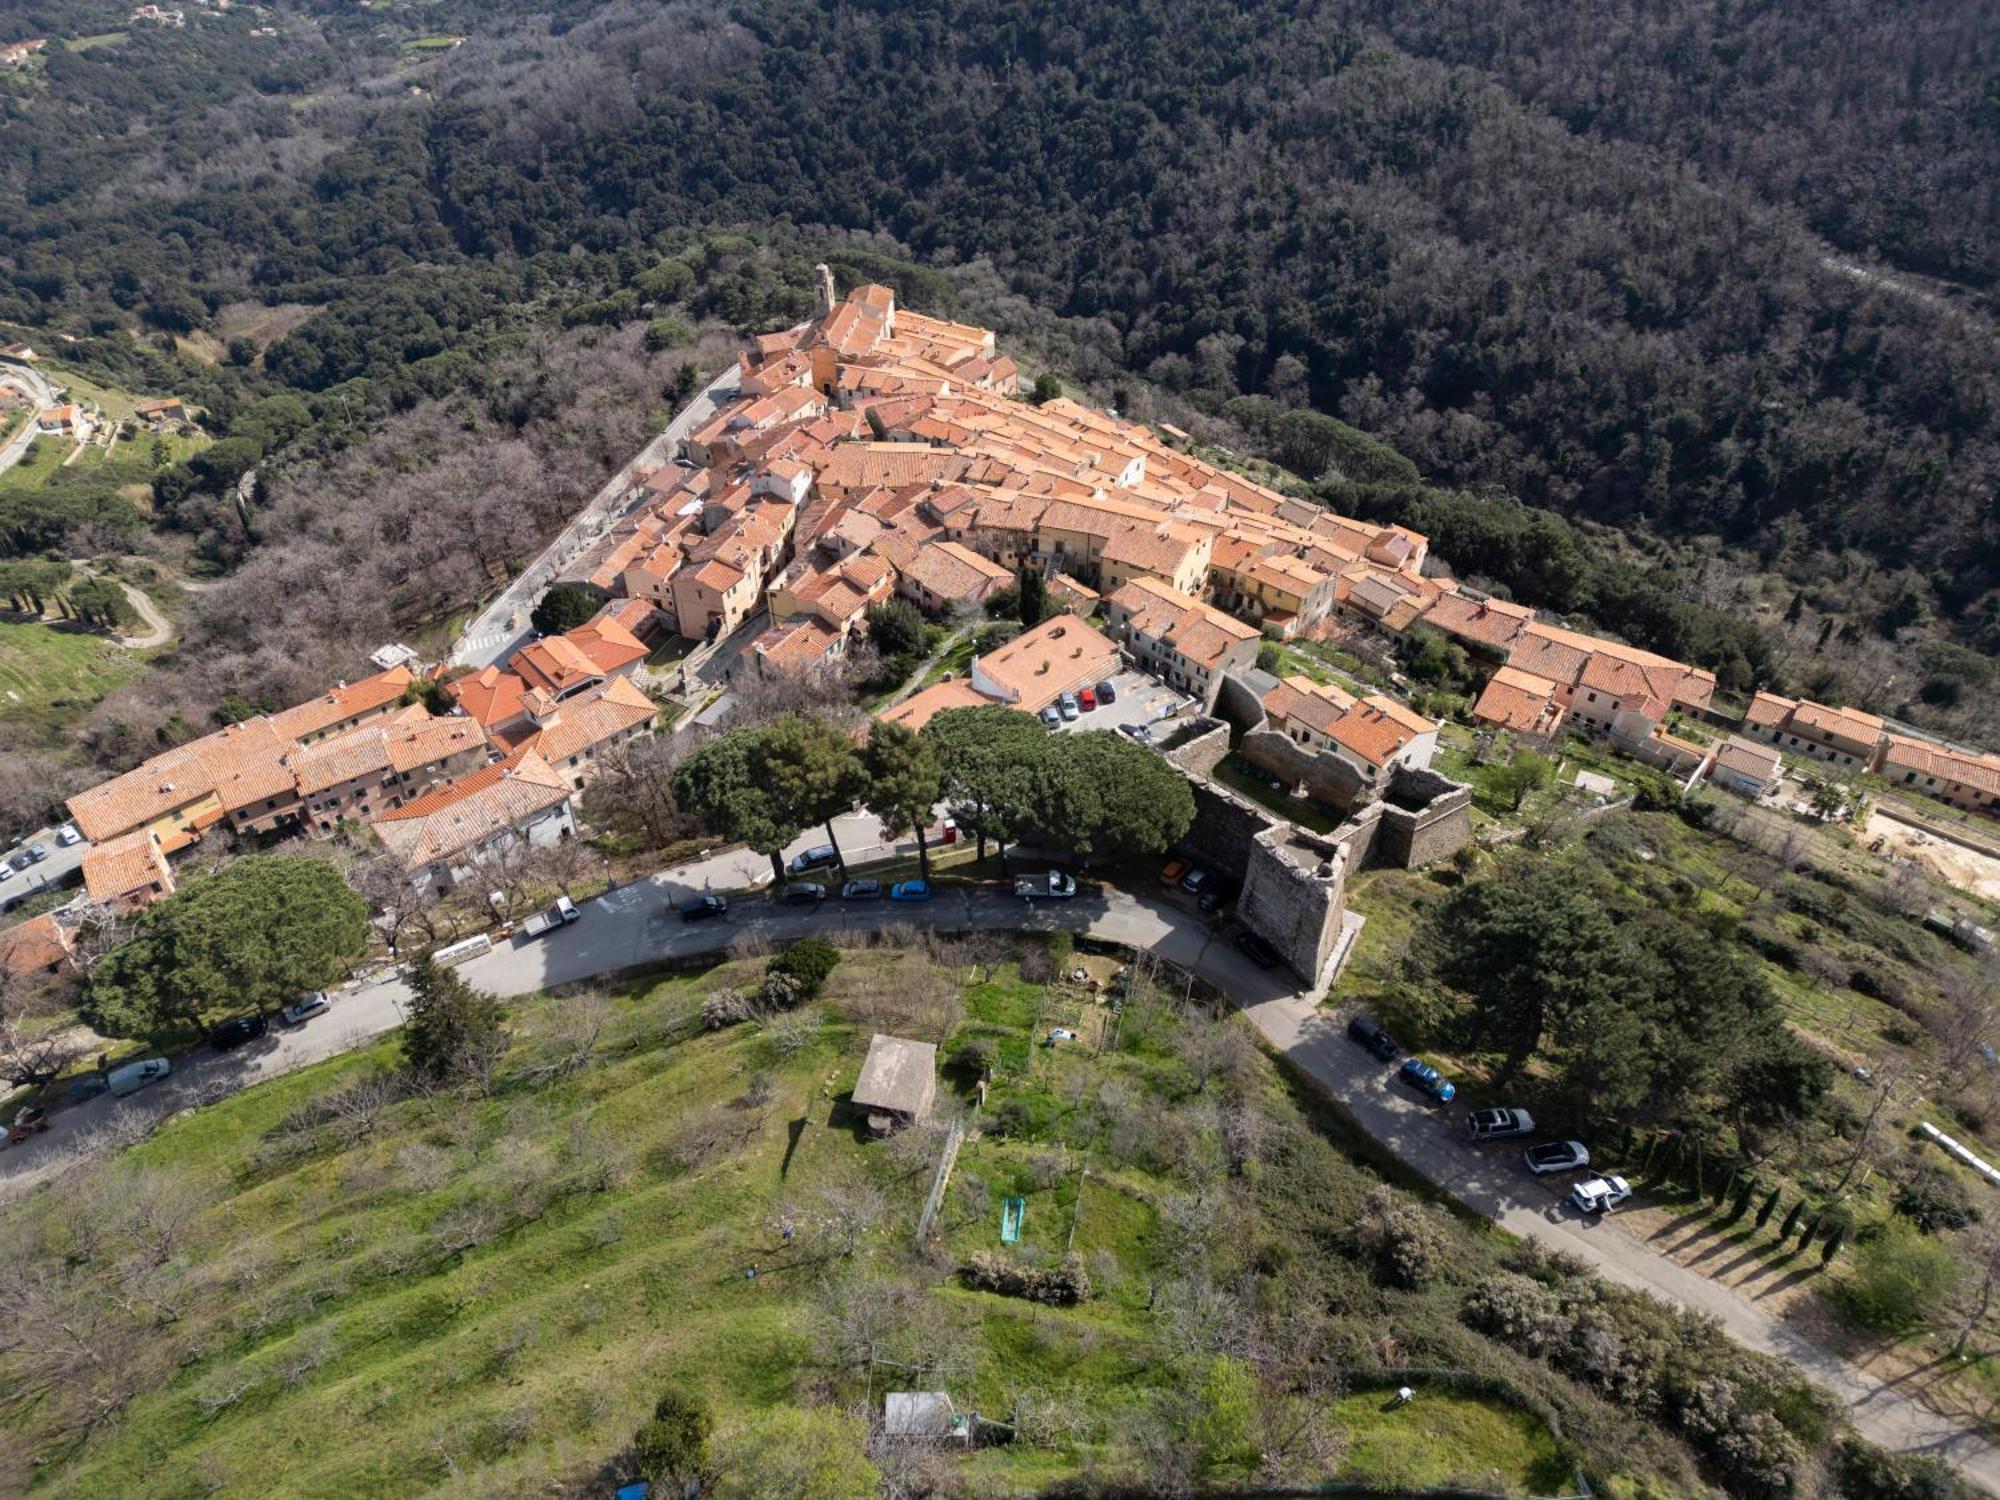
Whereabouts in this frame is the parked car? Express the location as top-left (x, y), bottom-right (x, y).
top-left (779, 881), bottom-right (827, 904)
top-left (1569, 1175), bottom-right (1633, 1215)
top-left (1397, 1058), bottom-right (1456, 1103)
top-left (67, 1074), bottom-right (109, 1104)
top-left (1179, 867), bottom-right (1215, 896)
top-left (210, 1014), bottom-right (269, 1052)
top-left (1160, 858), bottom-right (1192, 886)
top-left (24, 843), bottom-right (46, 864)
top-left (1345, 1013), bottom-right (1400, 1061)
top-left (1119, 722), bottom-right (1152, 743)
top-left (1197, 879), bottom-right (1238, 913)
top-left (1094, 679), bottom-right (1117, 704)
top-left (889, 880), bottom-right (932, 902)
top-left (1523, 1140), bottom-right (1591, 1176)
top-left (1015, 870), bottom-right (1076, 900)
top-left (107, 1058), bottom-right (170, 1097)
top-left (1232, 930), bottom-right (1283, 969)
top-left (1040, 705), bottom-right (1063, 729)
top-left (789, 844), bottom-right (840, 875)
top-left (280, 992), bottom-right (332, 1026)
top-left (841, 879), bottom-right (882, 900)
top-left (55, 824), bottom-right (82, 847)
top-left (7, 1106), bottom-right (49, 1144)
top-left (1078, 686), bottom-right (1097, 711)
top-left (0, 866), bottom-right (12, 884)
top-left (1467, 1107), bottom-right (1535, 1141)
top-left (1058, 692), bottom-right (1080, 721)
top-left (5, 853), bottom-right (28, 872)
top-left (679, 894), bottom-right (728, 922)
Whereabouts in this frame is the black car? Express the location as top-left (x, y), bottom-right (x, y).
top-left (210, 1013), bottom-right (268, 1051)
top-left (679, 894), bottom-right (728, 922)
top-left (779, 881), bottom-right (827, 904)
top-left (1197, 879), bottom-right (1238, 914)
top-left (1094, 679), bottom-right (1118, 705)
top-left (1345, 1013), bottom-right (1400, 1061)
top-left (1232, 930), bottom-right (1282, 969)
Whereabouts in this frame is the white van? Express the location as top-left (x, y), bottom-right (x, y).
top-left (106, 1058), bottom-right (170, 1097)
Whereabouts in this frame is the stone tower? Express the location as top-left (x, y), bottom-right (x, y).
top-left (813, 263), bottom-right (837, 317)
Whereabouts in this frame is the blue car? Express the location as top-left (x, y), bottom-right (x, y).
top-left (1398, 1058), bottom-right (1456, 1103)
top-left (888, 879), bottom-right (932, 902)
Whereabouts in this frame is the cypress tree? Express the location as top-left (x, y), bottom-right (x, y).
top-left (1725, 1178), bottom-right (1757, 1225)
top-left (1821, 1227), bottom-right (1845, 1266)
top-left (1754, 1188), bottom-right (1781, 1230)
top-left (1779, 1199), bottom-right (1806, 1243)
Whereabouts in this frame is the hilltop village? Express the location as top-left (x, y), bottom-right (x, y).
top-left (52, 275), bottom-right (2000, 942)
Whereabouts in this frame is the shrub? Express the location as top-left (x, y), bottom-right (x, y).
top-left (1354, 1185), bottom-right (1447, 1290)
top-left (767, 937), bottom-right (839, 1000)
top-left (1839, 1220), bottom-right (1966, 1330)
top-left (633, 1386), bottom-right (712, 1488)
top-left (1461, 1272), bottom-right (1573, 1357)
top-left (701, 986), bottom-right (758, 1030)
top-left (1674, 1375), bottom-right (1805, 1500)
top-left (1834, 1435), bottom-right (1964, 1500)
top-left (961, 1250), bottom-right (1091, 1305)
top-left (1894, 1166), bottom-right (1979, 1234)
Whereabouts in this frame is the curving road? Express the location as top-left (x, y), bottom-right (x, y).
top-left (0, 358), bottom-right (58, 477)
top-left (2, 854), bottom-right (1995, 1488)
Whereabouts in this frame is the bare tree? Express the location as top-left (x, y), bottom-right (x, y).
top-left (579, 732), bottom-right (695, 849)
top-left (1954, 1222), bottom-right (2000, 1357)
top-left (0, 969), bottom-right (86, 1091)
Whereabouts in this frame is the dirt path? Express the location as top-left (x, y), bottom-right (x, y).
top-left (64, 561), bottom-right (173, 650)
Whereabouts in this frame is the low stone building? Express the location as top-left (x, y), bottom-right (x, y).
top-left (852, 1033), bottom-right (937, 1133)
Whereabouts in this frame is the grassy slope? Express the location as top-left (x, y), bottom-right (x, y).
top-left (6, 946), bottom-right (1619, 1499)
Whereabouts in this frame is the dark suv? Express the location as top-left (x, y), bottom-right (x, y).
top-left (1345, 1013), bottom-right (1400, 1061)
top-left (210, 1014), bottom-right (268, 1051)
top-left (679, 894), bottom-right (728, 922)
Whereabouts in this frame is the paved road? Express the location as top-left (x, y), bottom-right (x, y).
top-left (451, 362), bottom-right (744, 669)
top-left (0, 358), bottom-right (57, 477)
top-left (4, 852), bottom-right (1995, 1487)
top-left (0, 830), bottom-right (87, 914)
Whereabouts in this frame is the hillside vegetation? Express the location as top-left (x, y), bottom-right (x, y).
top-left (0, 932), bottom-right (1956, 1499)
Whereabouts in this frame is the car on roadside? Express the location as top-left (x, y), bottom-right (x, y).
top-left (5, 853), bottom-right (28, 873)
top-left (1466, 1107), bottom-right (1535, 1141)
top-left (1397, 1058), bottom-right (1456, 1103)
top-left (280, 992), bottom-right (332, 1026)
top-left (1044, 1027), bottom-right (1078, 1046)
top-left (24, 843), bottom-right (47, 864)
top-left (1345, 1013), bottom-right (1400, 1061)
top-left (1058, 692), bottom-right (1080, 721)
top-left (1179, 867), bottom-right (1215, 896)
top-left (841, 879), bottom-right (882, 900)
top-left (1523, 1140), bottom-right (1591, 1176)
top-left (1119, 722), bottom-right (1152, 743)
top-left (1569, 1175), bottom-right (1633, 1215)
top-left (56, 824), bottom-right (82, 847)
top-left (106, 1057), bottom-right (170, 1097)
top-left (1094, 679), bottom-right (1117, 705)
top-left (1040, 705), bottom-right (1063, 729)
top-left (1160, 858), bottom-right (1191, 886)
top-left (210, 1014), bottom-right (269, 1052)
top-left (889, 879), bottom-right (932, 902)
top-left (68, 1074), bottom-right (109, 1104)
top-left (1232, 929), bottom-right (1283, 969)
top-left (1078, 686), bottom-right (1097, 711)
top-left (1014, 870), bottom-right (1076, 900)
top-left (1196, 878), bottom-right (1237, 913)
top-left (679, 894), bottom-right (728, 922)
top-left (789, 845), bottom-right (840, 875)
top-left (779, 881), bottom-right (826, 905)
top-left (0, 866), bottom-right (12, 884)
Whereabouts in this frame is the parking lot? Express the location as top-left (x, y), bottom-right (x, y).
top-left (1046, 669), bottom-right (1196, 740)
top-left (0, 825), bottom-right (88, 913)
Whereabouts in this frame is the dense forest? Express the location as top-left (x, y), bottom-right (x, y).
top-left (2, 0), bottom-right (1997, 800)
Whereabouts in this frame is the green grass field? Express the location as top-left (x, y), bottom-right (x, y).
top-left (0, 616), bottom-right (138, 732)
top-left (0, 941), bottom-right (1621, 1498)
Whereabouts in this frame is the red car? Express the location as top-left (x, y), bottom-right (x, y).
top-left (1078, 686), bottom-right (1098, 710)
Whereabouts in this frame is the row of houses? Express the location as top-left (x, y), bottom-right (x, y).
top-left (1743, 693), bottom-right (2000, 817)
top-left (64, 603), bottom-right (662, 908)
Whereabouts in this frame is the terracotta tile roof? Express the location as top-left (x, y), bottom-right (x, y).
top-left (371, 750), bottom-right (572, 871)
top-left (972, 615), bottom-right (1121, 713)
top-left (449, 665), bottom-right (529, 728)
top-left (83, 830), bottom-right (172, 906)
top-left (66, 717), bottom-right (293, 842)
top-left (1713, 735), bottom-right (1782, 784)
top-left (1329, 695), bottom-right (1435, 768)
top-left (1263, 675), bottom-right (1357, 738)
top-left (1881, 736), bottom-right (2000, 795)
top-left (513, 634), bottom-right (604, 698)
top-left (1100, 520), bottom-right (1205, 577)
top-left (1790, 699), bottom-right (1885, 748)
top-left (754, 618), bottom-right (846, 672)
top-left (900, 540), bottom-right (1011, 602)
top-left (876, 679), bottom-right (993, 734)
top-left (1473, 666), bottom-right (1564, 734)
top-left (1418, 591), bottom-right (1533, 651)
top-left (0, 912), bottom-right (77, 979)
top-left (512, 677), bottom-right (655, 764)
top-left (1506, 628), bottom-right (1592, 686)
top-left (1742, 691), bottom-right (1797, 729)
top-left (267, 666), bottom-right (416, 742)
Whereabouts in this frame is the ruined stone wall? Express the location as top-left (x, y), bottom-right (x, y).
top-left (1176, 781), bottom-right (1278, 884)
top-left (1374, 766), bottom-right (1474, 869)
top-left (1238, 826), bottom-right (1349, 984)
top-left (1161, 718), bottom-right (1231, 779)
top-left (1210, 671), bottom-right (1269, 735)
top-left (1240, 728), bottom-right (1371, 813)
